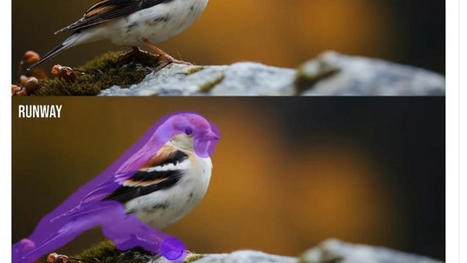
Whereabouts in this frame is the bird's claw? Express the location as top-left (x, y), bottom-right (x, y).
top-left (168, 58), bottom-right (193, 66)
top-left (153, 57), bottom-right (193, 72)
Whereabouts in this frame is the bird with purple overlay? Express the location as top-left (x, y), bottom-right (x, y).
top-left (13, 112), bottom-right (220, 263)
top-left (28, 0), bottom-right (210, 70)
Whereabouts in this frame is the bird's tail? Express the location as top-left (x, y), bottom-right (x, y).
top-left (27, 34), bottom-right (81, 71)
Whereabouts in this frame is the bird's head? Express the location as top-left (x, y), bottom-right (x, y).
top-left (164, 112), bottom-right (220, 158)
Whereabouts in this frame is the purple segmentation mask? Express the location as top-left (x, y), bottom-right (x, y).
top-left (12, 112), bottom-right (220, 263)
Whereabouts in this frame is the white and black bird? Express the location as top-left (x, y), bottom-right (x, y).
top-left (13, 113), bottom-right (220, 263)
top-left (105, 132), bottom-right (214, 230)
top-left (28, 0), bottom-right (210, 70)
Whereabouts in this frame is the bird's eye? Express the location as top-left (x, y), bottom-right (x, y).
top-left (185, 127), bottom-right (193, 135)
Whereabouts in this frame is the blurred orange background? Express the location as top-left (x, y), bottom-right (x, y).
top-left (12, 98), bottom-right (445, 260)
top-left (12, 0), bottom-right (445, 79)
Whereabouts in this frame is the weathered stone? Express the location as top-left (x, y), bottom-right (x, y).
top-left (301, 239), bottom-right (442, 263)
top-left (99, 52), bottom-right (445, 96)
top-left (153, 251), bottom-right (296, 263)
top-left (75, 239), bottom-right (443, 263)
top-left (298, 52), bottom-right (445, 96)
top-left (100, 62), bottom-right (296, 96)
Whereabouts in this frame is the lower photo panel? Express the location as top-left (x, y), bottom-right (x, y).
top-left (12, 97), bottom-right (445, 262)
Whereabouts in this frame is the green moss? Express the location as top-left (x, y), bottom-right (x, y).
top-left (33, 51), bottom-right (161, 96)
top-left (74, 240), bottom-right (120, 262)
top-left (73, 241), bottom-right (205, 263)
top-left (184, 66), bottom-right (205, 75)
top-left (199, 74), bottom-right (225, 93)
top-left (74, 241), bottom-right (157, 263)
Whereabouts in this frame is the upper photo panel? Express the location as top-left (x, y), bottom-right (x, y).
top-left (12, 0), bottom-right (445, 96)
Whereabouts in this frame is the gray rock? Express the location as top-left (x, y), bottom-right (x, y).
top-left (298, 52), bottom-right (445, 96)
top-left (152, 251), bottom-right (296, 263)
top-left (99, 52), bottom-right (445, 96)
top-left (301, 239), bottom-right (442, 263)
top-left (77, 239), bottom-right (442, 263)
top-left (149, 240), bottom-right (442, 263)
top-left (100, 63), bottom-right (296, 96)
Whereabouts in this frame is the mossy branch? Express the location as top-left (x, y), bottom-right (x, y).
top-left (33, 51), bottom-right (160, 96)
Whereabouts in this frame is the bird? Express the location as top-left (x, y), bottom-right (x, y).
top-left (12, 112), bottom-right (220, 263)
top-left (105, 131), bottom-right (215, 230)
top-left (28, 0), bottom-right (210, 70)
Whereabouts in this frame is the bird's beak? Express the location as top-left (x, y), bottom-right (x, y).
top-left (194, 132), bottom-right (219, 158)
top-left (203, 131), bottom-right (219, 141)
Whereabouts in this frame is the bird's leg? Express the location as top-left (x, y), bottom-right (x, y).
top-left (13, 202), bottom-right (186, 263)
top-left (101, 211), bottom-right (186, 261)
top-left (142, 39), bottom-right (193, 71)
top-left (143, 39), bottom-right (192, 64)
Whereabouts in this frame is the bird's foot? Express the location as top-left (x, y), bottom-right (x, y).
top-left (163, 55), bottom-right (193, 66)
top-left (169, 58), bottom-right (193, 66)
top-left (153, 56), bottom-right (193, 72)
top-left (142, 39), bottom-right (193, 72)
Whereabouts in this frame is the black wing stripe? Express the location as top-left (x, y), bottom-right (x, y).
top-left (104, 150), bottom-right (188, 203)
top-left (84, 0), bottom-right (133, 15)
top-left (56, 4), bottom-right (139, 34)
top-left (147, 150), bottom-right (189, 169)
top-left (130, 169), bottom-right (183, 182)
top-left (104, 172), bottom-right (183, 203)
top-left (56, 0), bottom-right (174, 34)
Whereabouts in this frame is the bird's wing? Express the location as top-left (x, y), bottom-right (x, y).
top-left (104, 145), bottom-right (190, 203)
top-left (49, 144), bottom-right (189, 222)
top-left (55, 0), bottom-right (168, 34)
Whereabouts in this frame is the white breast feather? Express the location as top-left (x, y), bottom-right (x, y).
top-left (125, 155), bottom-right (212, 230)
top-left (106, 0), bottom-right (209, 46)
